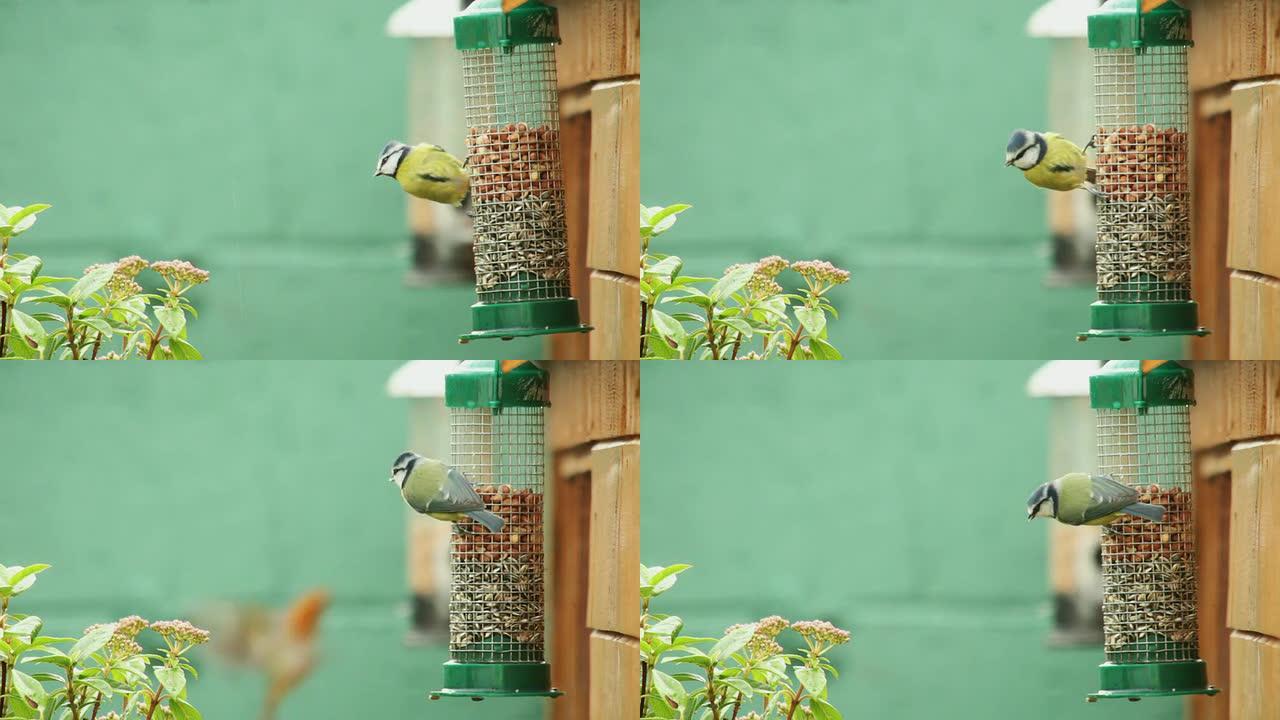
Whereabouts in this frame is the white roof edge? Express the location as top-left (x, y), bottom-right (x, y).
top-left (387, 0), bottom-right (457, 39)
top-left (1026, 0), bottom-right (1095, 38)
top-left (387, 360), bottom-right (461, 398)
top-left (1026, 360), bottom-right (1102, 398)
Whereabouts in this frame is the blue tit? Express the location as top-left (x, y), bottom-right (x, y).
top-left (1005, 129), bottom-right (1104, 197)
top-left (1027, 472), bottom-right (1165, 526)
top-left (389, 451), bottom-right (503, 533)
top-left (374, 141), bottom-right (470, 207)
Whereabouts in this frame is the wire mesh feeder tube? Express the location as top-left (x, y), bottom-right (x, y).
top-left (454, 0), bottom-right (590, 343)
top-left (1080, 0), bottom-right (1206, 341)
top-left (432, 361), bottom-right (560, 700)
top-left (1086, 361), bottom-right (1216, 700)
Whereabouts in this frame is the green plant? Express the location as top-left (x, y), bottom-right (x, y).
top-left (0, 203), bottom-right (209, 360)
top-left (0, 563), bottom-right (209, 720)
top-left (641, 563), bottom-right (851, 720)
top-left (641, 204), bottom-right (850, 360)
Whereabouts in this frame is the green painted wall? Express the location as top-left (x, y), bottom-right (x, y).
top-left (640, 0), bottom-right (1188, 359)
top-left (0, 364), bottom-right (540, 719)
top-left (641, 362), bottom-right (1183, 719)
top-left (0, 0), bottom-right (543, 359)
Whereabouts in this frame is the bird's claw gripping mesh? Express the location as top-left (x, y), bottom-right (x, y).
top-left (1092, 47), bottom-right (1191, 305)
top-left (448, 407), bottom-right (546, 664)
top-left (1096, 406), bottom-right (1199, 664)
top-left (462, 45), bottom-right (570, 305)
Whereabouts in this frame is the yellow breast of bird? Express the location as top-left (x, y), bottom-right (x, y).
top-left (395, 150), bottom-right (469, 205)
top-left (1022, 139), bottom-right (1088, 191)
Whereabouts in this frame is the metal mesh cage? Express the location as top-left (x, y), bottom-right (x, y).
top-left (448, 405), bottom-right (546, 664)
top-left (1092, 46), bottom-right (1190, 305)
top-left (1096, 405), bottom-right (1198, 664)
top-left (462, 45), bottom-right (569, 305)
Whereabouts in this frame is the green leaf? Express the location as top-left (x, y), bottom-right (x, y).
top-left (153, 666), bottom-right (186, 697)
top-left (169, 698), bottom-right (201, 720)
top-left (650, 310), bottom-right (687, 345)
top-left (808, 338), bottom-right (842, 360)
top-left (720, 677), bottom-right (753, 698)
top-left (77, 317), bottom-right (112, 338)
top-left (794, 667), bottom-right (827, 697)
top-left (67, 264), bottom-right (115, 304)
top-left (644, 332), bottom-right (678, 360)
top-left (651, 669), bottom-right (687, 704)
top-left (78, 678), bottom-right (111, 698)
top-left (68, 624), bottom-right (115, 663)
top-left (11, 670), bottom-right (48, 705)
top-left (708, 265), bottom-right (754, 304)
top-left (5, 204), bottom-right (52, 235)
top-left (793, 307), bottom-right (827, 338)
top-left (717, 317), bottom-right (753, 339)
top-left (643, 203), bottom-right (692, 236)
top-left (665, 654), bottom-right (712, 669)
top-left (665, 295), bottom-right (711, 309)
top-left (646, 616), bottom-right (683, 640)
top-left (641, 564), bottom-right (691, 597)
top-left (167, 338), bottom-right (201, 360)
top-left (4, 256), bottom-right (42, 282)
top-left (153, 306), bottom-right (185, 337)
top-left (27, 293), bottom-right (71, 309)
top-left (708, 625), bottom-right (755, 663)
top-left (645, 256), bottom-right (683, 281)
top-left (10, 310), bottom-right (47, 345)
top-left (26, 655), bottom-right (72, 669)
top-left (4, 564), bottom-right (50, 595)
top-left (808, 698), bottom-right (841, 720)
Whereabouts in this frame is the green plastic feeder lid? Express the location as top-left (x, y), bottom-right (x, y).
top-left (1089, 360), bottom-right (1195, 410)
top-left (455, 0), bottom-right (559, 51)
top-left (1089, 0), bottom-right (1192, 49)
top-left (445, 360), bottom-right (550, 409)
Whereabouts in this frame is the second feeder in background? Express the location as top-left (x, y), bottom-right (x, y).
top-left (454, 0), bottom-right (591, 343)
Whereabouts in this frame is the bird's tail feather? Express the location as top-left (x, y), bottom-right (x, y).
top-left (1123, 502), bottom-right (1165, 523)
top-left (467, 509), bottom-right (504, 533)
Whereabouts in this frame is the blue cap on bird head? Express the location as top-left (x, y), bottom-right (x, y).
top-left (1026, 482), bottom-right (1056, 519)
top-left (374, 141), bottom-right (410, 177)
top-left (1005, 129), bottom-right (1044, 169)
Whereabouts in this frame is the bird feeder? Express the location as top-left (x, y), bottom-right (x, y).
top-left (1086, 360), bottom-right (1216, 700)
top-left (432, 360), bottom-right (560, 700)
top-left (454, 0), bottom-right (591, 343)
top-left (1080, 0), bottom-right (1207, 340)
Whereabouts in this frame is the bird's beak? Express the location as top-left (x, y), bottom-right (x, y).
top-left (1005, 159), bottom-right (1015, 167)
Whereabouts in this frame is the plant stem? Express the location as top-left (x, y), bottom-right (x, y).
top-left (90, 332), bottom-right (103, 360)
top-left (705, 666), bottom-right (720, 719)
top-left (784, 328), bottom-right (806, 360)
top-left (0, 598), bottom-right (8, 717)
top-left (64, 305), bottom-right (81, 359)
top-left (65, 666), bottom-right (80, 719)
top-left (639, 299), bottom-right (649, 358)
top-left (639, 659), bottom-right (649, 717)
top-left (90, 691), bottom-right (103, 719)
top-left (144, 327), bottom-right (165, 360)
top-left (785, 689), bottom-right (807, 720)
top-left (0, 236), bottom-right (9, 359)
top-left (144, 690), bottom-right (165, 720)
top-left (704, 306), bottom-right (720, 359)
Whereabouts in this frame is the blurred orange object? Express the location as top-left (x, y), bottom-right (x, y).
top-left (200, 589), bottom-right (331, 720)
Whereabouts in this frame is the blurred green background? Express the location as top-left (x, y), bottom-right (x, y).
top-left (640, 0), bottom-right (1187, 360)
top-left (1, 363), bottom-right (539, 719)
top-left (0, 0), bottom-right (543, 359)
top-left (641, 361), bottom-right (1182, 719)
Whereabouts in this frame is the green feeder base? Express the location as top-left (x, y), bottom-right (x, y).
top-left (1086, 660), bottom-right (1218, 701)
top-left (430, 661), bottom-right (562, 700)
top-left (459, 297), bottom-right (592, 343)
top-left (1077, 301), bottom-right (1209, 342)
